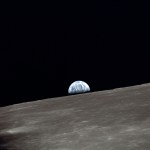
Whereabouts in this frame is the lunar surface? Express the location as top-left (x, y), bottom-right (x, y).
top-left (1, 83), bottom-right (150, 150)
top-left (68, 80), bottom-right (90, 94)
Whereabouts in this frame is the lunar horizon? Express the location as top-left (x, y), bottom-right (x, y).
top-left (1, 83), bottom-right (150, 150)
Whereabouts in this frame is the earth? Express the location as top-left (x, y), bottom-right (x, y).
top-left (68, 80), bottom-right (90, 94)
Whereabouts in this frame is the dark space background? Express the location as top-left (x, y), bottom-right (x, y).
top-left (0, 1), bottom-right (150, 107)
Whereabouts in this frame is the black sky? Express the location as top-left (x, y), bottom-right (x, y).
top-left (0, 1), bottom-right (150, 106)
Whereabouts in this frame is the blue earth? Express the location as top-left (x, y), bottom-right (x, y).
top-left (68, 81), bottom-right (90, 94)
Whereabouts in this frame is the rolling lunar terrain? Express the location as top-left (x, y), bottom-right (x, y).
top-left (1, 83), bottom-right (150, 150)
